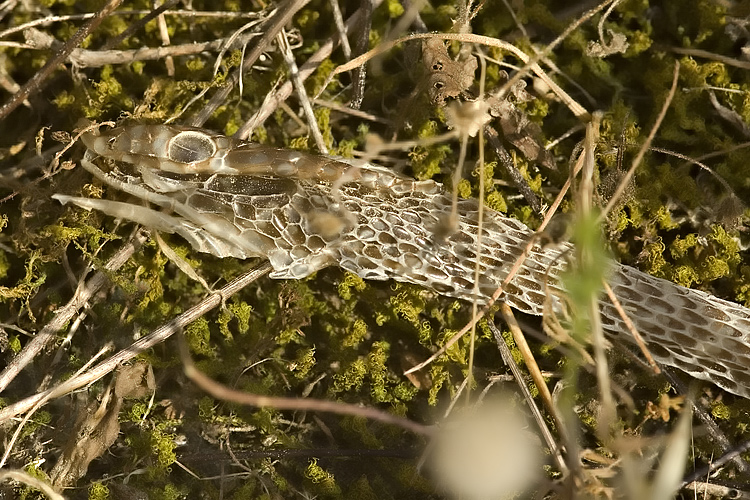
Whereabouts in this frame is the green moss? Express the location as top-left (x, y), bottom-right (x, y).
top-left (343, 318), bottom-right (368, 347)
top-left (8, 334), bottom-right (21, 353)
top-left (88, 482), bottom-right (110, 500)
top-left (385, 0), bottom-right (405, 18)
top-left (125, 401), bottom-right (149, 422)
top-left (52, 90), bottom-right (76, 109)
top-left (17, 463), bottom-right (53, 499)
top-left (291, 347), bottom-right (316, 379)
top-left (19, 411), bottom-right (51, 440)
top-left (0, 251), bottom-right (46, 321)
top-left (367, 341), bottom-right (390, 402)
top-left (230, 482), bottom-right (257, 499)
top-left (711, 401), bottom-right (732, 420)
top-left (197, 396), bottom-right (217, 422)
top-left (671, 266), bottom-right (700, 288)
top-left (456, 177), bottom-right (472, 199)
top-left (315, 107), bottom-right (334, 149)
top-left (338, 272), bottom-right (366, 300)
top-left (149, 424), bottom-right (178, 475)
top-left (332, 357), bottom-right (367, 393)
top-left (297, 9), bottom-right (321, 30)
top-left (485, 190), bottom-right (507, 213)
top-left (230, 300), bottom-right (253, 334)
top-left (388, 285), bottom-right (426, 327)
top-left (305, 459), bottom-right (341, 496)
top-left (149, 483), bottom-right (184, 500)
top-left (185, 317), bottom-right (215, 357)
top-left (642, 238), bottom-right (669, 278)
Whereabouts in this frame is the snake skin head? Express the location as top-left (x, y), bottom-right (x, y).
top-left (71, 125), bottom-right (373, 277)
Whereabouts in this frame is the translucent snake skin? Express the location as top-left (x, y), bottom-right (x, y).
top-left (53, 124), bottom-right (750, 399)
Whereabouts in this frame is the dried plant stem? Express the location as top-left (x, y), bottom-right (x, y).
top-left (498, 304), bottom-right (558, 423)
top-left (603, 282), bottom-right (659, 373)
top-left (669, 46), bottom-right (750, 70)
top-left (236, 1), bottom-right (382, 139)
top-left (0, 262), bottom-right (273, 422)
top-left (0, 0), bottom-right (123, 121)
top-left (277, 28), bottom-right (328, 153)
top-left (0, 231), bottom-right (145, 394)
top-left (485, 124), bottom-right (542, 214)
top-left (489, 317), bottom-right (567, 474)
top-left (188, 0), bottom-right (309, 129)
top-left (179, 333), bottom-right (433, 436)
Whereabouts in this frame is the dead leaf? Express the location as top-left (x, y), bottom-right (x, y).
top-left (50, 361), bottom-right (154, 489)
top-left (487, 90), bottom-right (556, 169)
top-left (421, 39), bottom-right (477, 106)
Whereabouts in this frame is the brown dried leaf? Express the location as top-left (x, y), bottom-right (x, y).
top-left (50, 362), bottom-right (154, 488)
top-left (49, 386), bottom-right (123, 488)
top-left (114, 360), bottom-right (155, 400)
top-left (488, 96), bottom-right (555, 169)
top-left (421, 39), bottom-right (477, 106)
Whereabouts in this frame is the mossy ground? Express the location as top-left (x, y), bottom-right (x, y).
top-left (1, 0), bottom-right (750, 498)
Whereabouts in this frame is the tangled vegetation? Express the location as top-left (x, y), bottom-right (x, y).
top-left (1, 0), bottom-right (750, 498)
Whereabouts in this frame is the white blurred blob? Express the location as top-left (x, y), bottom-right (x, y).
top-left (430, 397), bottom-right (542, 499)
top-left (445, 100), bottom-right (491, 138)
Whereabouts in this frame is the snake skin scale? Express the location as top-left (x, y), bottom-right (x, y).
top-left (53, 124), bottom-right (750, 399)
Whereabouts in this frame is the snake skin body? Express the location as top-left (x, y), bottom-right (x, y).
top-left (54, 124), bottom-right (750, 398)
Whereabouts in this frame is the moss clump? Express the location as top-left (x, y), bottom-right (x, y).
top-left (88, 482), bottom-right (110, 500)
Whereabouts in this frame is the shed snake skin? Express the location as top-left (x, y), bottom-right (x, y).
top-left (53, 124), bottom-right (750, 399)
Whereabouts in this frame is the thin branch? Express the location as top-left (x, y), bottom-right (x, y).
top-left (0, 231), bottom-right (145, 394)
top-left (277, 28), bottom-right (328, 153)
top-left (485, 124), bottom-right (543, 214)
top-left (0, 262), bottom-right (273, 422)
top-left (235, 0), bottom-right (382, 140)
top-left (602, 281), bottom-right (660, 374)
top-left (669, 45), bottom-right (750, 71)
top-left (22, 27), bottom-right (259, 68)
top-left (488, 320), bottom-right (567, 474)
top-left (0, 0), bottom-right (124, 122)
top-left (187, 0), bottom-right (310, 129)
top-left (179, 331), bottom-right (433, 436)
